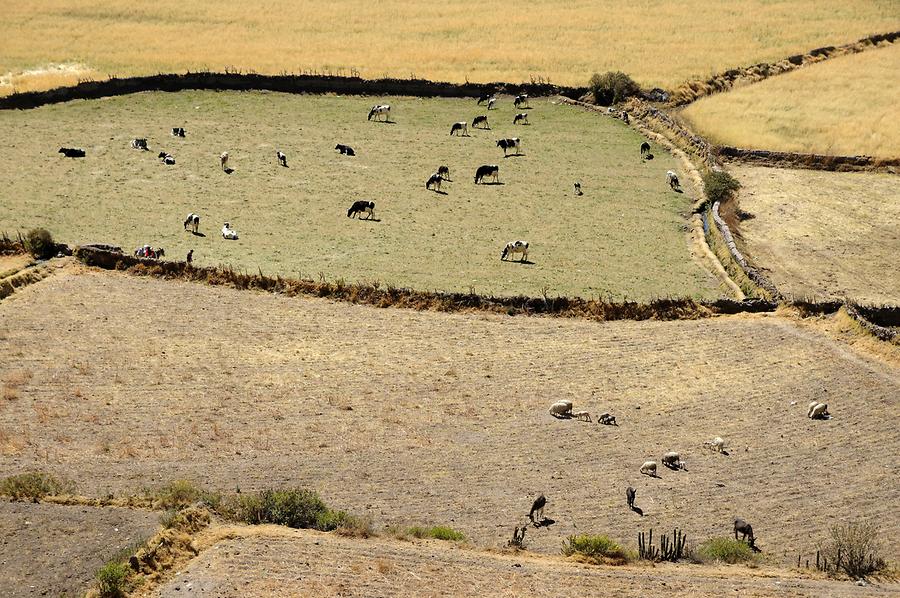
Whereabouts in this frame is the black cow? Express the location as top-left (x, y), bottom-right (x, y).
top-left (172, 127), bottom-right (186, 137)
top-left (474, 164), bottom-right (499, 184)
top-left (472, 115), bottom-right (489, 129)
top-left (347, 200), bottom-right (375, 219)
top-left (640, 142), bottom-right (651, 157)
top-left (58, 147), bottom-right (85, 158)
top-left (335, 144), bottom-right (356, 156)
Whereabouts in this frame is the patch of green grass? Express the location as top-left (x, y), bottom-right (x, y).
top-left (0, 91), bottom-right (719, 301)
top-left (149, 479), bottom-right (221, 510)
top-left (406, 525), bottom-right (466, 541)
top-left (562, 534), bottom-right (631, 564)
top-left (223, 488), bottom-right (360, 533)
top-left (696, 537), bottom-right (755, 564)
top-left (95, 562), bottom-right (129, 598)
top-left (0, 471), bottom-right (74, 500)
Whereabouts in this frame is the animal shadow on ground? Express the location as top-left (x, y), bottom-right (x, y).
top-left (532, 517), bottom-right (556, 528)
top-left (672, 187), bottom-right (683, 193)
top-left (190, 231), bottom-right (206, 237)
top-left (224, 167), bottom-right (235, 175)
top-left (431, 189), bottom-right (448, 196)
top-left (510, 259), bottom-right (535, 265)
top-left (643, 153), bottom-right (654, 160)
top-left (362, 218), bottom-right (382, 223)
top-left (503, 153), bottom-right (524, 159)
top-left (374, 120), bottom-right (396, 125)
top-left (481, 181), bottom-right (505, 185)
top-left (631, 506), bottom-right (644, 517)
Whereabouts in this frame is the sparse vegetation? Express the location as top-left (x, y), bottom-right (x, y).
top-left (822, 521), bottom-right (887, 579)
top-left (562, 534), bottom-right (631, 565)
top-left (95, 562), bottom-right (129, 598)
top-left (696, 537), bottom-right (755, 564)
top-left (588, 71), bottom-right (640, 105)
top-left (0, 471), bottom-right (75, 500)
top-left (223, 488), bottom-right (361, 533)
top-left (149, 479), bottom-right (222, 511)
top-left (24, 228), bottom-right (55, 260)
top-left (406, 525), bottom-right (466, 542)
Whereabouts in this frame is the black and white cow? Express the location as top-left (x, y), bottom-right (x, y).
top-left (171, 127), bottom-right (186, 137)
top-left (335, 144), bottom-right (356, 156)
top-left (437, 165), bottom-right (450, 180)
top-left (474, 164), bottom-right (499, 184)
top-left (367, 104), bottom-right (391, 122)
top-left (450, 121), bottom-right (468, 136)
top-left (497, 138), bottom-right (521, 156)
top-left (513, 112), bottom-right (529, 125)
top-left (487, 97), bottom-right (496, 110)
top-left (514, 94), bottom-right (529, 108)
top-left (131, 138), bottom-right (149, 150)
top-left (158, 152), bottom-right (175, 165)
top-left (347, 200), bottom-right (375, 219)
top-left (640, 142), bottom-right (651, 158)
top-left (472, 115), bottom-right (489, 129)
top-left (477, 92), bottom-right (493, 105)
top-left (666, 170), bottom-right (680, 190)
top-left (621, 111), bottom-right (630, 124)
top-left (59, 147), bottom-right (86, 158)
top-left (183, 213), bottom-right (200, 233)
top-left (426, 173), bottom-right (443, 192)
top-left (574, 182), bottom-right (583, 196)
top-left (501, 240), bottom-right (529, 262)
top-left (276, 150), bottom-right (288, 167)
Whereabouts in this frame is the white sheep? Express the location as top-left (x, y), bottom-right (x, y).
top-left (662, 451), bottom-right (685, 470)
top-left (640, 461), bottom-right (658, 477)
top-left (808, 401), bottom-right (830, 420)
top-left (704, 436), bottom-right (726, 453)
top-left (573, 411), bottom-right (592, 422)
top-left (549, 400), bottom-right (573, 419)
top-left (220, 151), bottom-right (229, 171)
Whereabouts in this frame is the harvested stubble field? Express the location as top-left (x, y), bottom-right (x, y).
top-left (0, 90), bottom-right (721, 300)
top-left (2, 1), bottom-right (898, 93)
top-left (681, 43), bottom-right (900, 158)
top-left (1, 268), bottom-right (898, 566)
top-left (730, 165), bottom-right (900, 304)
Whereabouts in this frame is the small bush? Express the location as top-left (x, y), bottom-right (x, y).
top-left (823, 521), bottom-right (886, 579)
top-left (96, 562), bottom-right (129, 598)
top-left (703, 170), bottom-right (741, 204)
top-left (0, 472), bottom-right (74, 500)
top-left (588, 71), bottom-right (640, 105)
top-left (405, 525), bottom-right (465, 541)
top-left (227, 488), bottom-right (353, 532)
top-left (562, 534), bottom-right (630, 564)
top-left (151, 479), bottom-right (221, 510)
top-left (697, 537), bottom-right (753, 564)
top-left (24, 228), bottom-right (55, 260)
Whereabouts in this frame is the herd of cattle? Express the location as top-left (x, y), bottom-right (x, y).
top-left (57, 93), bottom-right (682, 266)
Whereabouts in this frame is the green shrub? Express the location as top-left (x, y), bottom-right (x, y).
top-left (96, 562), bottom-right (129, 598)
top-left (697, 537), bottom-right (753, 564)
top-left (562, 534), bottom-right (630, 564)
top-left (24, 228), bottom-right (55, 260)
top-left (0, 472), bottom-right (74, 500)
top-left (406, 525), bottom-right (466, 541)
top-left (823, 521), bottom-right (886, 579)
top-left (588, 71), bottom-right (640, 105)
top-left (229, 488), bottom-right (339, 530)
top-left (151, 479), bottom-right (221, 510)
top-left (702, 170), bottom-right (741, 204)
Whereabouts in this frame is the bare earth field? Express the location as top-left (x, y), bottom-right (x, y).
top-left (730, 165), bottom-right (900, 304)
top-left (0, 91), bottom-right (721, 300)
top-left (155, 527), bottom-right (894, 598)
top-left (1, 268), bottom-right (898, 567)
top-left (682, 43), bottom-right (900, 158)
top-left (0, 501), bottom-right (159, 598)
top-left (2, 1), bottom-right (897, 92)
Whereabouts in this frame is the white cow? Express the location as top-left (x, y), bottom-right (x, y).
top-left (222, 222), bottom-right (239, 240)
top-left (501, 240), bottom-right (529, 262)
top-left (368, 104), bottom-right (391, 122)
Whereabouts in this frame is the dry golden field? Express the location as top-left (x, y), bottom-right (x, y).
top-left (731, 166), bottom-right (900, 304)
top-left (1, 1), bottom-right (898, 93)
top-left (1, 267), bottom-right (898, 566)
top-left (682, 43), bottom-right (900, 158)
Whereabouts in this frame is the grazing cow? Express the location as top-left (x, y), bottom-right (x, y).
top-left (220, 152), bottom-right (229, 171)
top-left (666, 170), bottom-right (680, 190)
top-left (276, 150), bottom-right (288, 167)
top-left (529, 494), bottom-right (546, 524)
top-left (513, 112), bottom-right (529, 125)
top-left (501, 240), bottom-right (529, 262)
top-left (487, 97), bottom-right (496, 110)
top-left (474, 164), bottom-right (499, 184)
top-left (367, 104), bottom-right (391, 122)
top-left (183, 213), bottom-right (200, 233)
top-left (514, 94), bottom-right (528, 108)
top-left (171, 127), bottom-right (186, 137)
top-left (734, 518), bottom-right (755, 543)
top-left (437, 165), bottom-right (450, 180)
top-left (626, 487), bottom-right (636, 509)
top-left (497, 138), bottom-right (521, 156)
top-left (472, 115), bottom-right (489, 129)
top-left (131, 138), bottom-right (149, 150)
top-left (477, 92), bottom-right (493, 105)
top-left (574, 182), bottom-right (583, 196)
top-left (222, 222), bottom-right (239, 240)
top-left (640, 142), bottom-right (651, 157)
top-left (426, 173), bottom-right (443, 192)
top-left (158, 152), bottom-right (175, 165)
top-left (335, 144), bottom-right (356, 156)
top-left (58, 147), bottom-right (85, 158)
top-left (450, 121), bottom-right (468, 136)
top-left (347, 200), bottom-right (375, 220)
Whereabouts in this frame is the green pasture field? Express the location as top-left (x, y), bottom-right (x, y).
top-left (0, 91), bottom-right (719, 300)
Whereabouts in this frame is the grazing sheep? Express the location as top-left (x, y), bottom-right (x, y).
top-left (501, 240), bottom-right (529, 262)
top-left (426, 173), bottom-right (443, 192)
top-left (513, 113), bottom-right (529, 125)
top-left (220, 152), bottom-right (229, 171)
top-left (573, 411), bottom-right (592, 422)
top-left (666, 170), bottom-right (680, 190)
top-left (574, 182), bottom-right (583, 196)
top-left (221, 222), bottom-right (239, 240)
top-left (58, 147), bottom-right (86, 158)
top-left (640, 461), bottom-right (658, 477)
top-left (548, 400), bottom-right (573, 419)
top-left (437, 165), bottom-right (450, 180)
top-left (347, 200), bottom-right (375, 220)
top-left (808, 401), bottom-right (831, 420)
top-left (158, 152), bottom-right (175, 165)
top-left (183, 213), bottom-right (200, 233)
top-left (734, 518), bottom-right (755, 543)
top-left (704, 437), bottom-right (726, 453)
top-left (662, 451), bottom-right (685, 470)
top-left (276, 150), bottom-right (288, 167)
top-left (131, 138), bottom-right (149, 150)
top-left (626, 486), bottom-right (636, 509)
top-left (450, 121), bottom-right (468, 136)
top-left (529, 494), bottom-right (546, 524)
